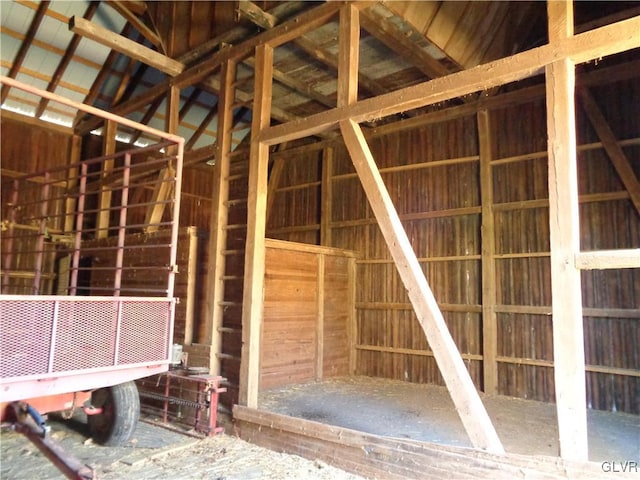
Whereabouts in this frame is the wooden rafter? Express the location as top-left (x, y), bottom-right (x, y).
top-left (359, 7), bottom-right (453, 80)
top-left (578, 87), bottom-right (640, 216)
top-left (73, 23), bottom-right (133, 127)
top-left (1, 0), bottom-right (50, 104)
top-left (74, 3), bottom-right (342, 137)
top-left (178, 88), bottom-right (201, 121)
top-left (106, 1), bottom-right (164, 52)
top-left (69, 16), bottom-right (184, 76)
top-left (111, 53), bottom-right (141, 107)
top-left (261, 14), bottom-right (640, 145)
top-left (294, 35), bottom-right (387, 98)
top-left (75, 81), bottom-right (168, 135)
top-left (238, 1), bottom-right (387, 98)
top-left (243, 56), bottom-right (336, 109)
top-left (185, 100), bottom-right (218, 150)
top-left (35, 2), bottom-right (98, 119)
top-left (129, 95), bottom-right (163, 145)
top-left (238, 1), bottom-right (278, 29)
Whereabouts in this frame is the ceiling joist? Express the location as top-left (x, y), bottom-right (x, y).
top-left (261, 14), bottom-right (640, 145)
top-left (69, 16), bottom-right (183, 76)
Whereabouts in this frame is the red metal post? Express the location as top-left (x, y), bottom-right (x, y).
top-left (33, 172), bottom-right (51, 294)
top-left (2, 180), bottom-right (19, 293)
top-left (69, 164), bottom-right (87, 295)
top-left (113, 153), bottom-right (131, 295)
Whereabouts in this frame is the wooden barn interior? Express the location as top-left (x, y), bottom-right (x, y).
top-left (1, 1), bottom-right (639, 478)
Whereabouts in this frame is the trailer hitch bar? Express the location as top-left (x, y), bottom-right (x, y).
top-left (10, 402), bottom-right (96, 480)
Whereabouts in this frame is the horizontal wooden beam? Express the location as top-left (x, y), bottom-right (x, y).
top-left (575, 249), bottom-right (640, 270)
top-left (261, 15), bottom-right (640, 145)
top-left (69, 16), bottom-right (183, 76)
top-left (234, 406), bottom-right (610, 479)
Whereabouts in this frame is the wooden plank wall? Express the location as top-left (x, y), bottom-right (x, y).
top-left (1, 116), bottom-right (75, 294)
top-left (266, 78), bottom-right (640, 414)
top-left (260, 240), bottom-right (354, 390)
top-left (82, 228), bottom-right (201, 345)
top-left (80, 134), bottom-right (215, 231)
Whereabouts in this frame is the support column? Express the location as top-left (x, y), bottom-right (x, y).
top-left (97, 120), bottom-right (116, 238)
top-left (545, 0), bottom-right (588, 462)
top-left (478, 110), bottom-right (498, 394)
top-left (239, 43), bottom-right (273, 408)
top-left (320, 147), bottom-right (334, 247)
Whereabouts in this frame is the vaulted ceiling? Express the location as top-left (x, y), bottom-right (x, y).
top-left (1, 1), bottom-right (639, 163)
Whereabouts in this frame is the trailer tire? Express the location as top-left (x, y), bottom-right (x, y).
top-left (88, 381), bottom-right (140, 446)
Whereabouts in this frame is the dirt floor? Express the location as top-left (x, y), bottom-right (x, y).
top-left (2, 376), bottom-right (638, 479)
top-left (259, 376), bottom-right (640, 463)
top-left (0, 414), bottom-right (366, 480)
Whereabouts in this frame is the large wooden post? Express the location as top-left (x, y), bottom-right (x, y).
top-left (545, 0), bottom-right (588, 462)
top-left (96, 119), bottom-right (116, 239)
top-left (478, 110), bottom-right (498, 394)
top-left (239, 43), bottom-right (273, 408)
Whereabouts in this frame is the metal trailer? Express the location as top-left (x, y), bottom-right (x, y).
top-left (0, 76), bottom-right (184, 477)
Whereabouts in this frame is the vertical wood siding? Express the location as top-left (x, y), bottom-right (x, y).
top-left (266, 79), bottom-right (640, 414)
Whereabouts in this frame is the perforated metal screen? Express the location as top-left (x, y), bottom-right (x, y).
top-left (0, 297), bottom-right (172, 380)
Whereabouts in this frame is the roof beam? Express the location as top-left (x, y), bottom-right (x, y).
top-left (74, 2), bottom-right (343, 136)
top-left (261, 14), bottom-right (640, 145)
top-left (185, 100), bottom-right (218, 150)
top-left (172, 2), bottom-right (342, 89)
top-left (69, 16), bottom-right (183, 76)
top-left (359, 7), bottom-right (453, 79)
top-left (243, 56), bottom-right (336, 109)
top-left (238, 0), bottom-right (278, 29)
top-left (238, 1), bottom-right (388, 97)
top-left (129, 95), bottom-right (163, 145)
top-left (1, 0), bottom-right (50, 104)
top-left (73, 23), bottom-right (133, 127)
top-left (35, 1), bottom-right (99, 119)
top-left (106, 1), bottom-right (164, 52)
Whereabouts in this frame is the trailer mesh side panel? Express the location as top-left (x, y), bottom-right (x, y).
top-left (54, 301), bottom-right (119, 372)
top-left (0, 300), bottom-right (54, 377)
top-left (0, 298), bottom-right (172, 379)
top-left (119, 302), bottom-right (171, 364)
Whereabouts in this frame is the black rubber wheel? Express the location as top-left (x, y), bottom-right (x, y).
top-left (87, 381), bottom-right (140, 446)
